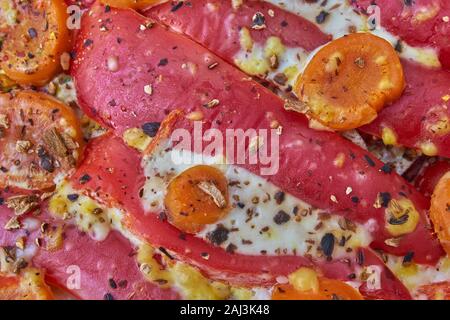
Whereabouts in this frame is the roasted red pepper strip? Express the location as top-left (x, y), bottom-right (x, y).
top-left (146, 0), bottom-right (450, 158)
top-left (71, 4), bottom-right (443, 264)
top-left (415, 160), bottom-right (450, 197)
top-left (352, 0), bottom-right (450, 69)
top-left (69, 132), bottom-right (412, 299)
top-left (0, 201), bottom-right (176, 300)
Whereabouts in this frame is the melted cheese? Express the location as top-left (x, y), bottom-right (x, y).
top-left (141, 144), bottom-right (372, 260)
top-left (48, 181), bottom-right (271, 299)
top-left (266, 0), bottom-right (441, 68)
top-left (387, 255), bottom-right (450, 299)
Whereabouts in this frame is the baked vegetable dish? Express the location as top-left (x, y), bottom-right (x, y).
top-left (0, 0), bottom-right (449, 300)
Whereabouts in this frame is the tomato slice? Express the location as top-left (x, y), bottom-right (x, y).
top-left (0, 269), bottom-right (53, 300)
top-left (0, 91), bottom-right (84, 191)
top-left (0, 0), bottom-right (70, 86)
top-left (100, 0), bottom-right (166, 10)
top-left (294, 33), bottom-right (405, 130)
top-left (430, 171), bottom-right (450, 255)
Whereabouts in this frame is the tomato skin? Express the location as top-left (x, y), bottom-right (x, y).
top-left (147, 0), bottom-right (450, 158)
top-left (0, 0), bottom-right (71, 86)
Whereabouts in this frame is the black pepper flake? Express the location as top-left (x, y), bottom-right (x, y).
top-left (158, 246), bottom-right (174, 260)
top-left (67, 194), bottom-right (79, 202)
top-left (79, 174), bottom-right (91, 185)
top-left (402, 251), bottom-right (414, 266)
top-left (380, 163), bottom-right (392, 174)
top-left (379, 192), bottom-right (391, 208)
top-left (315, 10), bottom-right (329, 24)
top-left (158, 58), bottom-right (168, 67)
top-left (171, 1), bottom-right (184, 12)
top-left (356, 249), bottom-right (365, 266)
top-left (108, 278), bottom-right (117, 289)
top-left (207, 224), bottom-right (229, 246)
top-left (83, 39), bottom-right (93, 48)
top-left (103, 293), bottom-right (114, 300)
top-left (364, 155), bottom-right (376, 167)
top-left (237, 202), bottom-right (245, 209)
top-left (274, 191), bottom-right (285, 205)
top-left (158, 211), bottom-right (167, 221)
top-left (280, 20), bottom-right (288, 27)
top-left (273, 210), bottom-right (290, 225)
top-left (104, 5), bottom-right (111, 12)
top-left (252, 12), bottom-right (266, 29)
top-left (28, 28), bottom-right (37, 39)
top-left (38, 147), bottom-right (54, 173)
top-left (226, 243), bottom-right (237, 254)
top-left (389, 214), bottom-right (409, 225)
top-left (404, 0), bottom-right (413, 6)
top-left (118, 280), bottom-right (127, 288)
top-left (348, 273), bottom-right (356, 280)
top-left (351, 196), bottom-right (360, 203)
top-left (320, 233), bottom-right (335, 258)
top-left (394, 40), bottom-right (403, 53)
top-left (141, 122), bottom-right (161, 137)
top-left (0, 198), bottom-right (3, 205)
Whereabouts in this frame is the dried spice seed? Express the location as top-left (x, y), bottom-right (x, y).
top-left (364, 155), bottom-right (376, 167)
top-left (171, 1), bottom-right (183, 12)
top-left (380, 163), bottom-right (392, 174)
top-left (103, 293), bottom-right (114, 300)
top-left (316, 11), bottom-right (329, 24)
top-left (79, 174), bottom-right (91, 184)
top-left (251, 12), bottom-right (266, 30)
top-left (207, 224), bottom-right (229, 245)
top-left (274, 191), bottom-right (285, 205)
top-left (109, 278), bottom-right (117, 289)
top-left (158, 58), bottom-right (168, 66)
top-left (141, 122), bottom-right (160, 137)
top-left (320, 233), bottom-right (335, 258)
top-left (402, 251), bottom-right (414, 266)
top-left (388, 214), bottom-right (409, 225)
top-left (67, 194), bottom-right (79, 202)
top-left (379, 192), bottom-right (392, 208)
top-left (28, 28), bottom-right (38, 39)
top-left (273, 210), bottom-right (290, 225)
top-left (83, 39), bottom-right (93, 48)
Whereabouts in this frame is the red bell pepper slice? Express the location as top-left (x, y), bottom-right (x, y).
top-left (146, 0), bottom-right (450, 158)
top-left (71, 4), bottom-right (444, 265)
top-left (0, 200), bottom-right (177, 300)
top-left (69, 132), bottom-right (412, 299)
top-left (415, 160), bottom-right (450, 197)
top-left (352, 0), bottom-right (450, 69)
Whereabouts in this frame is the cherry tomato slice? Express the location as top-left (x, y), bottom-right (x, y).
top-left (294, 33), bottom-right (405, 131)
top-left (0, 0), bottom-right (70, 86)
top-left (0, 91), bottom-right (84, 191)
